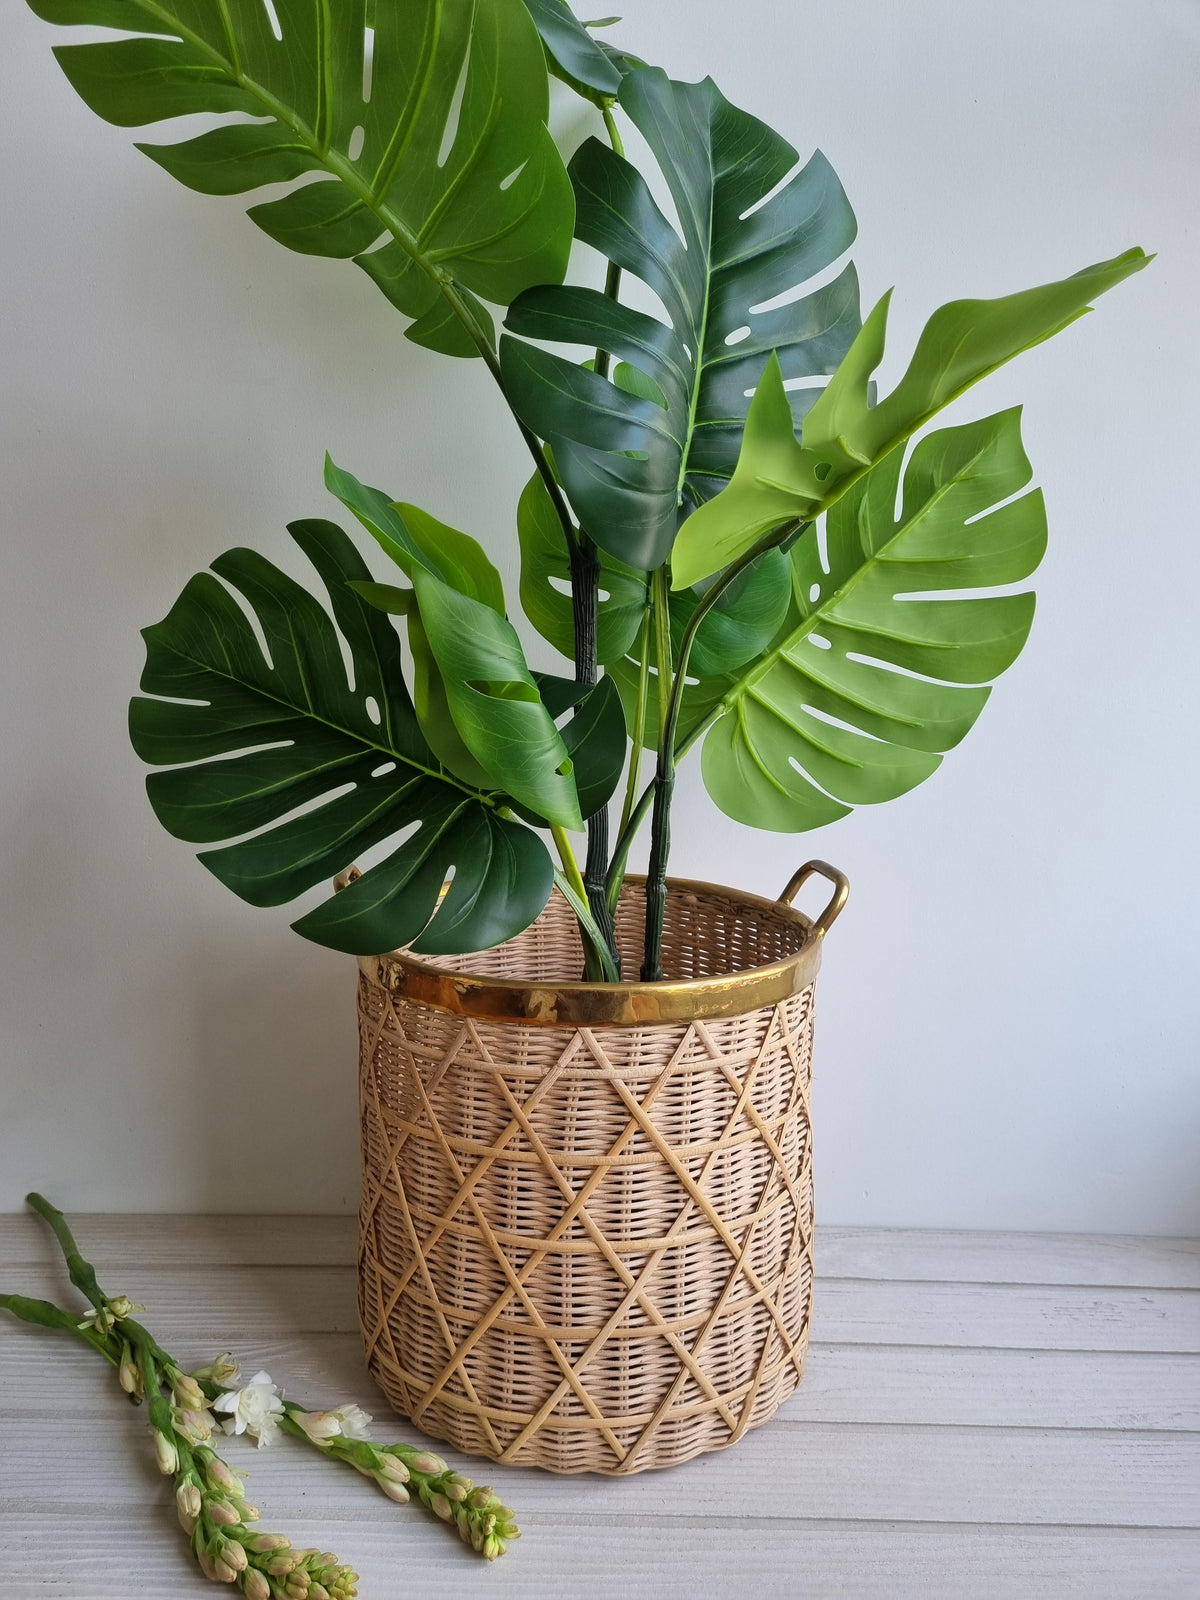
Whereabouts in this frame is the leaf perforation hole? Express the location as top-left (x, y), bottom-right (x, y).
top-left (808, 583), bottom-right (821, 604)
top-left (845, 650), bottom-right (957, 686)
top-left (807, 633), bottom-right (832, 652)
top-left (786, 753), bottom-right (852, 794)
top-left (365, 695), bottom-right (382, 726)
top-left (748, 252), bottom-right (859, 317)
top-left (815, 518), bottom-right (831, 575)
top-left (438, 40), bottom-right (473, 169)
top-left (211, 572), bottom-right (274, 672)
top-left (363, 26), bottom-right (375, 103)
top-left (348, 125), bottom-right (365, 162)
top-left (724, 325), bottom-right (751, 347)
top-left (547, 575), bottom-right (572, 597)
top-left (261, 0), bottom-right (283, 41)
top-left (802, 702), bottom-right (886, 743)
top-left (371, 761), bottom-right (397, 779)
top-left (499, 161), bottom-right (527, 193)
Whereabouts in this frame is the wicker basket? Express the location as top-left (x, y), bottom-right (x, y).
top-left (352, 862), bottom-right (848, 1475)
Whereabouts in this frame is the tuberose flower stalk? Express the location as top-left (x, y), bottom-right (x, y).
top-left (0, 1193), bottom-right (519, 1588)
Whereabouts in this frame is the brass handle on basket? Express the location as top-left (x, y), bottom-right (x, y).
top-left (777, 860), bottom-right (849, 937)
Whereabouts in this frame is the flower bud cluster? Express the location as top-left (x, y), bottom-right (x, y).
top-left (347, 1441), bottom-right (520, 1560)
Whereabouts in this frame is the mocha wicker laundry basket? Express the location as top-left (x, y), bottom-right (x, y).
top-left (352, 863), bottom-right (847, 1475)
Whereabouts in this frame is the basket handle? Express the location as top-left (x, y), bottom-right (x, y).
top-left (777, 860), bottom-right (849, 937)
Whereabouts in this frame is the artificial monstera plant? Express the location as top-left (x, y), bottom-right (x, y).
top-left (28, 0), bottom-right (1148, 982)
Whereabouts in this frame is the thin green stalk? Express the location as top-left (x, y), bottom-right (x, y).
top-left (0, 1291), bottom-right (121, 1366)
top-left (640, 525), bottom-right (808, 978)
top-left (25, 1191), bottom-right (106, 1316)
top-left (605, 693), bottom-right (724, 916)
top-left (602, 105), bottom-right (626, 159)
top-left (551, 826), bottom-right (618, 981)
top-left (617, 608), bottom-right (652, 842)
top-left (651, 566), bottom-right (674, 738)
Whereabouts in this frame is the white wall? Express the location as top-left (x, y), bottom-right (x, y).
top-left (2, 0), bottom-right (1196, 1229)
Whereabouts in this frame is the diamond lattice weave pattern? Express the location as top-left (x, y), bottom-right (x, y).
top-left (356, 884), bottom-right (817, 1474)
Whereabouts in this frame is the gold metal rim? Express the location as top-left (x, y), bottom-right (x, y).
top-left (360, 868), bottom-right (848, 1029)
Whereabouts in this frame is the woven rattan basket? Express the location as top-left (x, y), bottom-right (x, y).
top-left (352, 861), bottom-right (848, 1475)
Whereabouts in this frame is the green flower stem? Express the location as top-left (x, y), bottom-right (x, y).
top-left (0, 1291), bottom-right (120, 1367)
top-left (11, 1192), bottom-right (517, 1580)
top-left (25, 1192), bottom-right (107, 1318)
top-left (278, 1414), bottom-right (519, 1562)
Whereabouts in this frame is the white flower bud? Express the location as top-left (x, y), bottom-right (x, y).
top-left (173, 1408), bottom-right (216, 1446)
top-left (171, 1371), bottom-right (207, 1411)
top-left (217, 1538), bottom-right (247, 1573)
top-left (176, 1481), bottom-right (202, 1518)
top-left (374, 1473), bottom-right (409, 1504)
top-left (204, 1457), bottom-right (245, 1495)
top-left (118, 1343), bottom-right (141, 1396)
top-left (152, 1428), bottom-right (179, 1476)
top-left (409, 1451), bottom-right (446, 1475)
top-left (211, 1556), bottom-right (239, 1584)
top-left (243, 1572), bottom-right (271, 1600)
top-left (377, 1453), bottom-right (409, 1484)
top-left (430, 1492), bottom-right (452, 1521)
top-left (195, 1548), bottom-right (221, 1582)
top-left (247, 1534), bottom-right (290, 1554)
top-left (208, 1498), bottom-right (241, 1528)
top-left (483, 1533), bottom-right (503, 1561)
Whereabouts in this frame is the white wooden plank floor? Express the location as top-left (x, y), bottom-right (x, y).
top-left (1, 1217), bottom-right (1197, 1599)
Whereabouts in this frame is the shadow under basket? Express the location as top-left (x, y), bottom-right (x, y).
top-left (352, 862), bottom-right (848, 1475)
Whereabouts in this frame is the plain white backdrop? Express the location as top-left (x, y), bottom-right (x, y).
top-left (1, 0), bottom-right (1196, 1228)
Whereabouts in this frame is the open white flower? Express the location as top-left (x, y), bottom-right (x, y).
top-left (211, 1370), bottom-right (285, 1449)
top-left (291, 1401), bottom-right (373, 1446)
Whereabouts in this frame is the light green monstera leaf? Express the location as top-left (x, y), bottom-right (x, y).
top-left (697, 407), bottom-right (1050, 830)
top-left (28, 0), bottom-right (575, 357)
top-left (671, 248), bottom-right (1150, 587)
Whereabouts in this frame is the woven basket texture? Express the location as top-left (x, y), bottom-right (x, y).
top-left (356, 880), bottom-right (817, 1475)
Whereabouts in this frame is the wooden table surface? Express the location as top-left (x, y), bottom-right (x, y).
top-left (1, 1216), bottom-right (1197, 1597)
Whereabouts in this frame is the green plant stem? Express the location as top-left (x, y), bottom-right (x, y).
top-left (551, 826), bottom-right (617, 980)
top-left (0, 1291), bottom-right (121, 1366)
top-left (617, 608), bottom-right (652, 843)
top-left (605, 700), bottom-right (724, 916)
top-left (24, 1191), bottom-right (107, 1316)
top-left (640, 526), bottom-right (807, 978)
top-left (639, 566), bottom-right (680, 979)
top-left (575, 244), bottom-right (628, 965)
top-left (602, 105), bottom-right (626, 159)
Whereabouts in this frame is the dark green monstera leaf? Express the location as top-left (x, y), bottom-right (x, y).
top-left (521, 0), bottom-right (622, 100)
top-left (28, 0), bottom-right (574, 358)
top-left (499, 65), bottom-right (860, 568)
top-left (129, 520), bottom-right (553, 955)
